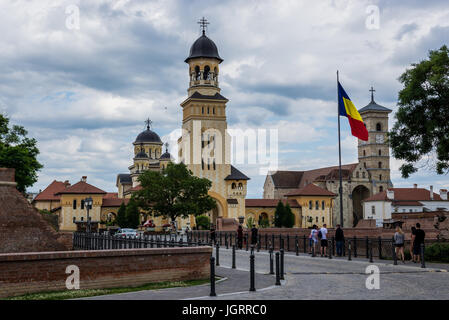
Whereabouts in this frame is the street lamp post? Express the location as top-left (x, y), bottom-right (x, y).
top-left (85, 197), bottom-right (93, 233)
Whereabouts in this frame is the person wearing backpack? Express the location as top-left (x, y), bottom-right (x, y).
top-left (319, 224), bottom-right (328, 257)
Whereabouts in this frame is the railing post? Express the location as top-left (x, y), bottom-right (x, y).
top-left (378, 236), bottom-right (383, 260)
top-left (216, 243), bottom-right (220, 266)
top-left (271, 234), bottom-right (275, 250)
top-left (354, 236), bottom-right (357, 257)
top-left (287, 235), bottom-right (290, 252)
top-left (249, 253), bottom-right (256, 292)
top-left (303, 235), bottom-right (307, 253)
top-left (332, 236), bottom-right (335, 256)
top-left (269, 247), bottom-right (274, 275)
top-left (246, 234), bottom-right (249, 251)
top-left (265, 234), bottom-right (268, 250)
top-left (366, 236), bottom-right (369, 258)
top-left (210, 256), bottom-right (216, 297)
top-left (369, 240), bottom-right (373, 263)
top-left (348, 239), bottom-right (352, 261)
top-left (328, 239), bottom-right (332, 259)
top-left (280, 248), bottom-right (285, 280)
top-left (312, 242), bottom-right (316, 257)
top-left (250, 244), bottom-right (254, 256)
top-left (295, 236), bottom-right (299, 256)
top-left (421, 243), bottom-right (426, 268)
top-left (275, 252), bottom-right (281, 285)
top-left (232, 245), bottom-right (236, 269)
top-left (257, 234), bottom-right (261, 252)
top-left (225, 233), bottom-right (228, 249)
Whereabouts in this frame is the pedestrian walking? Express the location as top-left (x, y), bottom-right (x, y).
top-left (394, 226), bottom-right (405, 263)
top-left (320, 224), bottom-right (328, 257)
top-left (335, 224), bottom-right (344, 257)
top-left (310, 225), bottom-right (318, 254)
top-left (251, 224), bottom-right (258, 245)
top-left (410, 226), bottom-right (416, 262)
top-left (237, 224), bottom-right (243, 249)
top-left (413, 223), bottom-right (425, 263)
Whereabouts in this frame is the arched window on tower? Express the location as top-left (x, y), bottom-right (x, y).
top-left (363, 150), bottom-right (366, 156)
top-left (379, 174), bottom-right (382, 181)
top-left (238, 183), bottom-right (243, 190)
top-left (232, 183), bottom-right (236, 189)
top-left (203, 65), bottom-right (210, 80)
top-left (379, 186), bottom-right (383, 192)
top-left (195, 66), bottom-right (200, 80)
top-left (378, 161), bottom-right (382, 168)
top-left (376, 123), bottom-right (382, 131)
top-left (214, 67), bottom-right (218, 81)
top-left (379, 149), bottom-right (381, 156)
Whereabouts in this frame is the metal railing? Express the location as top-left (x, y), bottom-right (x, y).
top-left (73, 232), bottom-right (207, 251)
top-left (188, 231), bottom-right (445, 260)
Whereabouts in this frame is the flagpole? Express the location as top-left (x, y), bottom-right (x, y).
top-left (337, 70), bottom-right (344, 228)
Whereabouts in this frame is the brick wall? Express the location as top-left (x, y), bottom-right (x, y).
top-left (0, 247), bottom-right (211, 298)
top-left (0, 168), bottom-right (70, 253)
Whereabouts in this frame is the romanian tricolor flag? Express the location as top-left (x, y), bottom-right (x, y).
top-left (338, 82), bottom-right (368, 141)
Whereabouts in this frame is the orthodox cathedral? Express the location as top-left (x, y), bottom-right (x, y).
top-left (33, 19), bottom-right (392, 231)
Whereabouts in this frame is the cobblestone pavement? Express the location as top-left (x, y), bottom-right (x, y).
top-left (82, 246), bottom-right (449, 300)
top-left (201, 247), bottom-right (449, 300)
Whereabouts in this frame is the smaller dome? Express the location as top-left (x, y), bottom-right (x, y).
top-left (135, 128), bottom-right (162, 144)
top-left (160, 151), bottom-right (171, 160)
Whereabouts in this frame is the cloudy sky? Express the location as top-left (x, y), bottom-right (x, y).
top-left (1, 0), bottom-right (448, 197)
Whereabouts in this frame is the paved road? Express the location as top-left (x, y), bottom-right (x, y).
top-left (83, 246), bottom-right (449, 300)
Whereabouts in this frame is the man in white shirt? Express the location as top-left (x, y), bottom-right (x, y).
top-left (320, 224), bottom-right (328, 257)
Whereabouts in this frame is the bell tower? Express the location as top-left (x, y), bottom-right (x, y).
top-left (358, 87), bottom-right (393, 194)
top-left (178, 18), bottom-right (249, 224)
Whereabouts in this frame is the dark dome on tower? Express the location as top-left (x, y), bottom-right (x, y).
top-left (134, 128), bottom-right (162, 144)
top-left (185, 31), bottom-right (223, 63)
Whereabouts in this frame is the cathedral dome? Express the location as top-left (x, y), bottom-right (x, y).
top-left (134, 128), bottom-right (162, 144)
top-left (185, 31), bottom-right (223, 63)
top-left (135, 150), bottom-right (148, 159)
top-left (160, 151), bottom-right (172, 160)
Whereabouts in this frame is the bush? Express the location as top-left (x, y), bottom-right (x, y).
top-left (424, 243), bottom-right (449, 263)
top-left (246, 216), bottom-right (254, 229)
top-left (195, 215), bottom-right (210, 230)
top-left (259, 217), bottom-right (270, 228)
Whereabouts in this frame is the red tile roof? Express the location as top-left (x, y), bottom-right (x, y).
top-left (364, 188), bottom-right (445, 202)
top-left (245, 199), bottom-right (300, 208)
top-left (103, 192), bottom-right (118, 199)
top-left (34, 180), bottom-right (69, 201)
top-left (56, 181), bottom-right (106, 195)
top-left (285, 183), bottom-right (337, 197)
top-left (102, 198), bottom-right (130, 207)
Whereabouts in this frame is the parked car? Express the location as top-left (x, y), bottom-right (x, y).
top-left (115, 228), bottom-right (138, 238)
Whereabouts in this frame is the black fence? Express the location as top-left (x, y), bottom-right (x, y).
top-left (73, 232), bottom-right (206, 250)
top-left (187, 231), bottom-right (447, 260)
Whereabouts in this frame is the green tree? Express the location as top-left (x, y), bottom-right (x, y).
top-left (389, 45), bottom-right (449, 177)
top-left (115, 203), bottom-right (127, 228)
top-left (274, 201), bottom-right (285, 227)
top-left (0, 114), bottom-right (43, 192)
top-left (246, 216), bottom-right (254, 229)
top-left (282, 203), bottom-right (295, 228)
top-left (125, 198), bottom-right (141, 229)
top-left (259, 217), bottom-right (270, 228)
top-left (133, 162), bottom-right (216, 223)
top-left (195, 215), bottom-right (210, 230)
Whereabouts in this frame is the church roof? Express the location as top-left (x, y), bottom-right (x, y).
top-left (364, 188), bottom-right (445, 202)
top-left (224, 166), bottom-right (250, 180)
top-left (270, 163), bottom-right (358, 189)
top-left (285, 183), bottom-right (337, 197)
top-left (118, 174), bottom-right (132, 184)
top-left (185, 31), bottom-right (223, 63)
top-left (189, 91), bottom-right (228, 101)
top-left (160, 151), bottom-right (172, 160)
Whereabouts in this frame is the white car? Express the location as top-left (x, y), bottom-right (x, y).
top-left (115, 228), bottom-right (138, 238)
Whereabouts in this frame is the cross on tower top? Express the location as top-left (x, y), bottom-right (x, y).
top-left (145, 118), bottom-right (152, 130)
top-left (198, 17), bottom-right (209, 35)
top-left (369, 86), bottom-right (376, 102)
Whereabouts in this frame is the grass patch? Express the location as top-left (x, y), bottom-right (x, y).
top-left (5, 277), bottom-right (216, 300)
